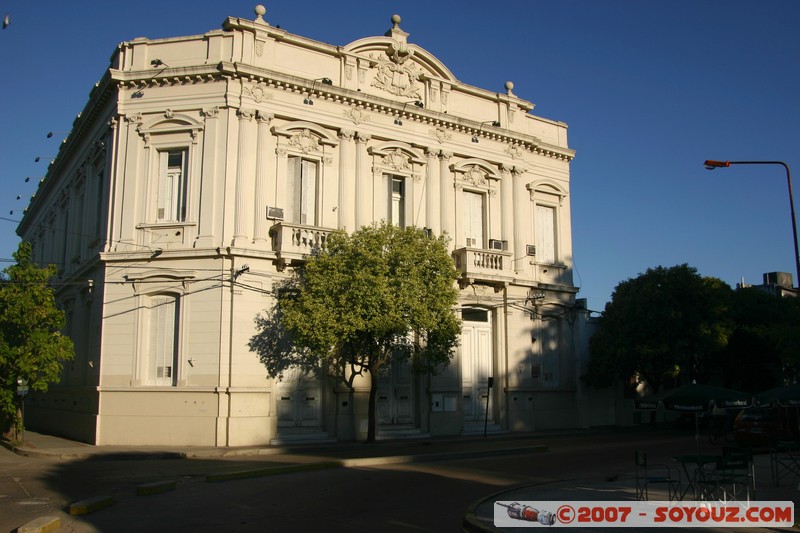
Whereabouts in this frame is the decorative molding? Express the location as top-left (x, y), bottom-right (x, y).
top-left (244, 83), bottom-right (273, 103)
top-left (338, 129), bottom-right (354, 141)
top-left (237, 108), bottom-right (256, 120)
top-left (255, 40), bottom-right (265, 57)
top-left (202, 107), bottom-right (219, 118)
top-left (288, 129), bottom-right (322, 154)
top-left (344, 107), bottom-right (370, 125)
top-left (505, 144), bottom-right (526, 160)
top-left (256, 111), bottom-right (274, 123)
top-left (431, 127), bottom-right (452, 144)
top-left (462, 165), bottom-right (489, 188)
top-left (125, 113), bottom-right (143, 125)
top-left (381, 149), bottom-right (411, 172)
top-left (369, 47), bottom-right (423, 99)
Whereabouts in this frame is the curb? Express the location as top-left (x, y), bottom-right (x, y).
top-left (68, 495), bottom-right (115, 515)
top-left (204, 445), bottom-right (546, 482)
top-left (206, 460), bottom-right (343, 482)
top-left (136, 480), bottom-right (177, 496)
top-left (16, 516), bottom-right (61, 533)
top-left (463, 479), bottom-right (572, 533)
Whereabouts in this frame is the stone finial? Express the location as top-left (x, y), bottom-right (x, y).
top-left (505, 81), bottom-right (515, 96)
top-left (385, 13), bottom-right (408, 42)
top-left (254, 5), bottom-right (266, 22)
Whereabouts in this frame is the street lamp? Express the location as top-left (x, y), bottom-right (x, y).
top-left (704, 159), bottom-right (800, 288)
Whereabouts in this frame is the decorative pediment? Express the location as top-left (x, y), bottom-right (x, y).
top-left (342, 17), bottom-right (456, 101)
top-left (451, 159), bottom-right (500, 190)
top-left (138, 113), bottom-right (203, 135)
top-left (527, 179), bottom-right (568, 204)
top-left (272, 121), bottom-right (339, 156)
top-left (369, 142), bottom-right (425, 180)
top-left (124, 269), bottom-right (198, 295)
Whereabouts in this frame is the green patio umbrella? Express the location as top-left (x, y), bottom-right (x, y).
top-left (634, 382), bottom-right (754, 453)
top-left (757, 383), bottom-right (800, 407)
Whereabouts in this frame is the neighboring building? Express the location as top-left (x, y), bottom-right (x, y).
top-left (738, 272), bottom-right (798, 299)
top-left (18, 6), bottom-right (590, 446)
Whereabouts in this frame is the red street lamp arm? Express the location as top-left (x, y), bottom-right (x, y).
top-left (704, 160), bottom-right (800, 289)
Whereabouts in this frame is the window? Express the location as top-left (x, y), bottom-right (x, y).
top-left (464, 191), bottom-right (484, 248)
top-left (148, 295), bottom-right (180, 386)
top-left (389, 177), bottom-right (406, 227)
top-left (286, 157), bottom-right (318, 225)
top-left (157, 149), bottom-right (188, 222)
top-left (535, 204), bottom-right (556, 264)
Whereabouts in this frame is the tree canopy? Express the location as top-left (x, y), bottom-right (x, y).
top-left (0, 242), bottom-right (74, 439)
top-left (584, 264), bottom-right (732, 394)
top-left (249, 223), bottom-right (461, 442)
top-left (720, 287), bottom-right (800, 392)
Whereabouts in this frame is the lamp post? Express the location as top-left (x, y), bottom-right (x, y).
top-left (704, 159), bottom-right (800, 288)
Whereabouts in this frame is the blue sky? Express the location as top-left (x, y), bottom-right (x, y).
top-left (1, 1), bottom-right (798, 311)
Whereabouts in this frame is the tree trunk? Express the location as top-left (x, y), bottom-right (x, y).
top-left (367, 370), bottom-right (378, 443)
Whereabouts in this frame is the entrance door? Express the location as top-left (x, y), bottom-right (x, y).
top-left (275, 368), bottom-right (322, 428)
top-left (377, 356), bottom-right (414, 425)
top-left (461, 308), bottom-right (493, 422)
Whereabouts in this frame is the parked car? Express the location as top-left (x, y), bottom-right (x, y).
top-left (733, 407), bottom-right (785, 448)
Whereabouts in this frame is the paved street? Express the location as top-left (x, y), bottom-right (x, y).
top-left (1, 428), bottom-right (797, 532)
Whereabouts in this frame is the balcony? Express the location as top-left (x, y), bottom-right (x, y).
top-left (452, 247), bottom-right (514, 286)
top-left (269, 222), bottom-right (332, 268)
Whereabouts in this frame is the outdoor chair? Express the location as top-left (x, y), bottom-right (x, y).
top-left (771, 440), bottom-right (800, 488)
top-left (635, 451), bottom-right (681, 501)
top-left (707, 448), bottom-right (755, 503)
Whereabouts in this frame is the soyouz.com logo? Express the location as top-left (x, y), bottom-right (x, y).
top-left (493, 501), bottom-right (794, 527)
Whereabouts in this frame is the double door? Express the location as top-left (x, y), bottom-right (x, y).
top-left (461, 310), bottom-right (493, 422)
top-left (377, 357), bottom-right (414, 425)
top-left (275, 368), bottom-right (321, 428)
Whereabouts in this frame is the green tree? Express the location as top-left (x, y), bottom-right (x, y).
top-left (0, 242), bottom-right (74, 440)
top-left (250, 223), bottom-right (461, 442)
top-left (584, 264), bottom-right (732, 394)
top-left (722, 287), bottom-right (800, 391)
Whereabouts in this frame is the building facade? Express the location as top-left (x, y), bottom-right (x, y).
top-left (18, 6), bottom-right (596, 446)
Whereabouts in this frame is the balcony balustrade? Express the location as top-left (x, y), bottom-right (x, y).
top-left (269, 222), bottom-right (332, 267)
top-left (452, 247), bottom-right (513, 286)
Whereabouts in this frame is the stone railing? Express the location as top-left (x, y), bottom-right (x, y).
top-left (452, 247), bottom-right (513, 284)
top-left (269, 223), bottom-right (333, 264)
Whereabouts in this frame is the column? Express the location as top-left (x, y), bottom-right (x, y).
top-left (196, 107), bottom-right (219, 248)
top-left (354, 133), bottom-right (370, 229)
top-left (439, 152), bottom-right (454, 249)
top-left (338, 130), bottom-right (355, 230)
top-left (500, 165), bottom-right (514, 254)
top-left (512, 168), bottom-right (527, 275)
top-left (253, 112), bottom-right (274, 243)
top-left (116, 113), bottom-right (142, 250)
top-left (425, 148), bottom-right (440, 235)
top-left (232, 108), bottom-right (255, 246)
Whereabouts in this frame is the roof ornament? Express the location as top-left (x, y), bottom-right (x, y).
top-left (254, 4), bottom-right (267, 24)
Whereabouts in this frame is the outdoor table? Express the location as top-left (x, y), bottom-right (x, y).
top-left (672, 454), bottom-right (720, 500)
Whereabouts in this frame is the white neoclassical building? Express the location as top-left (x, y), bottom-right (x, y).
top-left (18, 6), bottom-right (604, 446)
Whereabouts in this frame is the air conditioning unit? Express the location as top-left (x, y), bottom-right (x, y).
top-left (525, 244), bottom-right (536, 256)
top-left (488, 239), bottom-right (507, 251)
top-left (267, 206), bottom-right (284, 221)
top-left (423, 227), bottom-right (433, 238)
